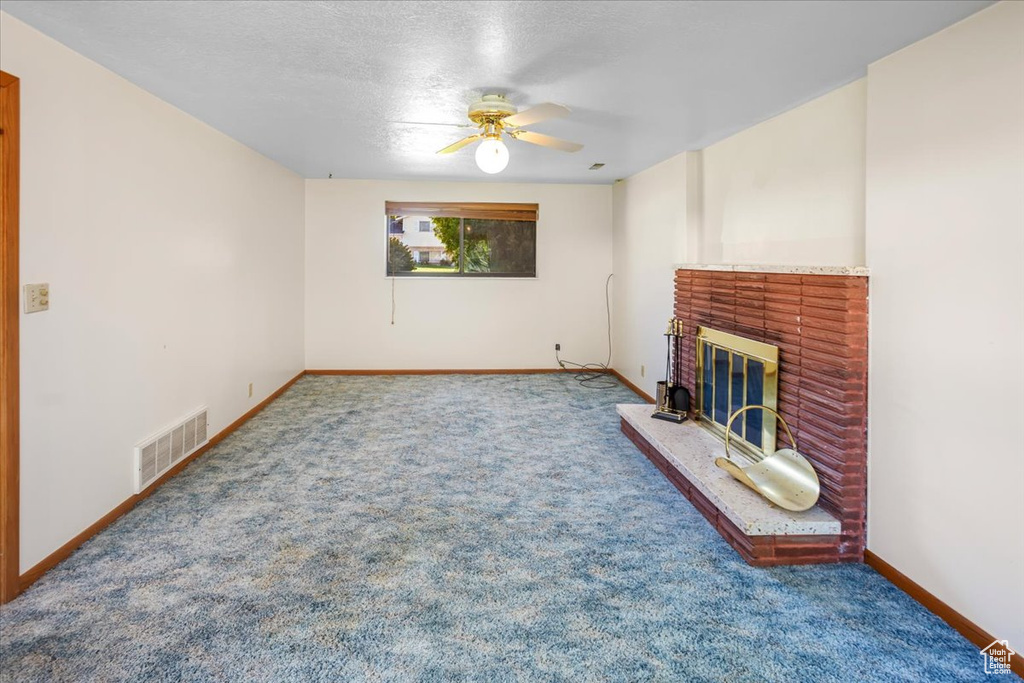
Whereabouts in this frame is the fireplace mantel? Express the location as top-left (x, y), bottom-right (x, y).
top-left (675, 263), bottom-right (869, 277)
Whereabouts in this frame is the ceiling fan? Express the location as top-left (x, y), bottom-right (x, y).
top-left (437, 94), bottom-right (584, 174)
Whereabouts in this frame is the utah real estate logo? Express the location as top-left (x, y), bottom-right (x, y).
top-left (980, 640), bottom-right (1016, 675)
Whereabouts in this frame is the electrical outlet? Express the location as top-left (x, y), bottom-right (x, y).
top-left (641, 364), bottom-right (645, 377)
top-left (555, 343), bottom-right (561, 351)
top-left (23, 283), bottom-right (49, 313)
top-left (248, 382), bottom-right (254, 398)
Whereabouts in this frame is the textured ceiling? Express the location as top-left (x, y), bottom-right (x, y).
top-left (1, 0), bottom-right (992, 183)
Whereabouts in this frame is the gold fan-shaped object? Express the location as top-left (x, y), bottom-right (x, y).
top-left (714, 405), bottom-right (821, 512)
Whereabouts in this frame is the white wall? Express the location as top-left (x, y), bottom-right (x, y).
top-left (610, 80), bottom-right (867, 399)
top-left (866, 0), bottom-right (1024, 651)
top-left (1, 14), bottom-right (306, 572)
top-left (611, 152), bottom-right (691, 398)
top-left (305, 180), bottom-right (612, 369)
top-left (701, 79), bottom-right (866, 266)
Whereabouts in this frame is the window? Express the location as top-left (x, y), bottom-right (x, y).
top-left (385, 202), bottom-right (538, 277)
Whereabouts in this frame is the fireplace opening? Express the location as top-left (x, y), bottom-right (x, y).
top-left (695, 327), bottom-right (779, 460)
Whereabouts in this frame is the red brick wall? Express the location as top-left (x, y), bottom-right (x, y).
top-left (674, 269), bottom-right (868, 561)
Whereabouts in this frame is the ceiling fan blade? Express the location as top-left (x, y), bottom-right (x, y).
top-left (510, 130), bottom-right (583, 153)
top-left (390, 120), bottom-right (476, 129)
top-left (437, 134), bottom-right (483, 154)
top-left (503, 102), bottom-right (571, 128)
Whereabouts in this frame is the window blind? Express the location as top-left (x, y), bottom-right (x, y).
top-left (384, 201), bottom-right (538, 222)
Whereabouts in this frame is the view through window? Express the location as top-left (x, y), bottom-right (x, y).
top-left (385, 202), bottom-right (538, 277)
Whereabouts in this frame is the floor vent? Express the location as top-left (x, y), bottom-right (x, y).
top-left (134, 407), bottom-right (209, 493)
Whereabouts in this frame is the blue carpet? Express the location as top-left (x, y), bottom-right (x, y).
top-left (0, 375), bottom-right (999, 681)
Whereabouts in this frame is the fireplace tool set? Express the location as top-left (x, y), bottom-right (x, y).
top-left (652, 318), bottom-right (690, 423)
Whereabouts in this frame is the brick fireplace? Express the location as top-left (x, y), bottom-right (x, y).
top-left (621, 264), bottom-right (869, 565)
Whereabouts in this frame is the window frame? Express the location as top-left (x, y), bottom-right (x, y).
top-left (384, 202), bottom-right (539, 279)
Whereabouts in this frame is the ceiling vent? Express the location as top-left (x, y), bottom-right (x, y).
top-left (134, 407), bottom-right (208, 493)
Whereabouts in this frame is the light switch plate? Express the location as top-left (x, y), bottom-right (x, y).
top-left (24, 283), bottom-right (49, 313)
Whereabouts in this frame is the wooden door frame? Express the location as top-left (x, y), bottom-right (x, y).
top-left (1, 70), bottom-right (21, 603)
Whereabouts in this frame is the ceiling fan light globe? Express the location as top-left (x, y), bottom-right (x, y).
top-left (475, 138), bottom-right (509, 174)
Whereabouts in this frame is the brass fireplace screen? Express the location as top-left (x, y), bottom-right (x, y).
top-left (695, 327), bottom-right (779, 458)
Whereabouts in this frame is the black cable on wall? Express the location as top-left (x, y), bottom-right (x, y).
top-left (556, 273), bottom-right (617, 389)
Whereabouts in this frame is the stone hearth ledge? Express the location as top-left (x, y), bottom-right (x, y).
top-left (674, 263), bottom-right (869, 276)
top-left (617, 404), bottom-right (840, 536)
